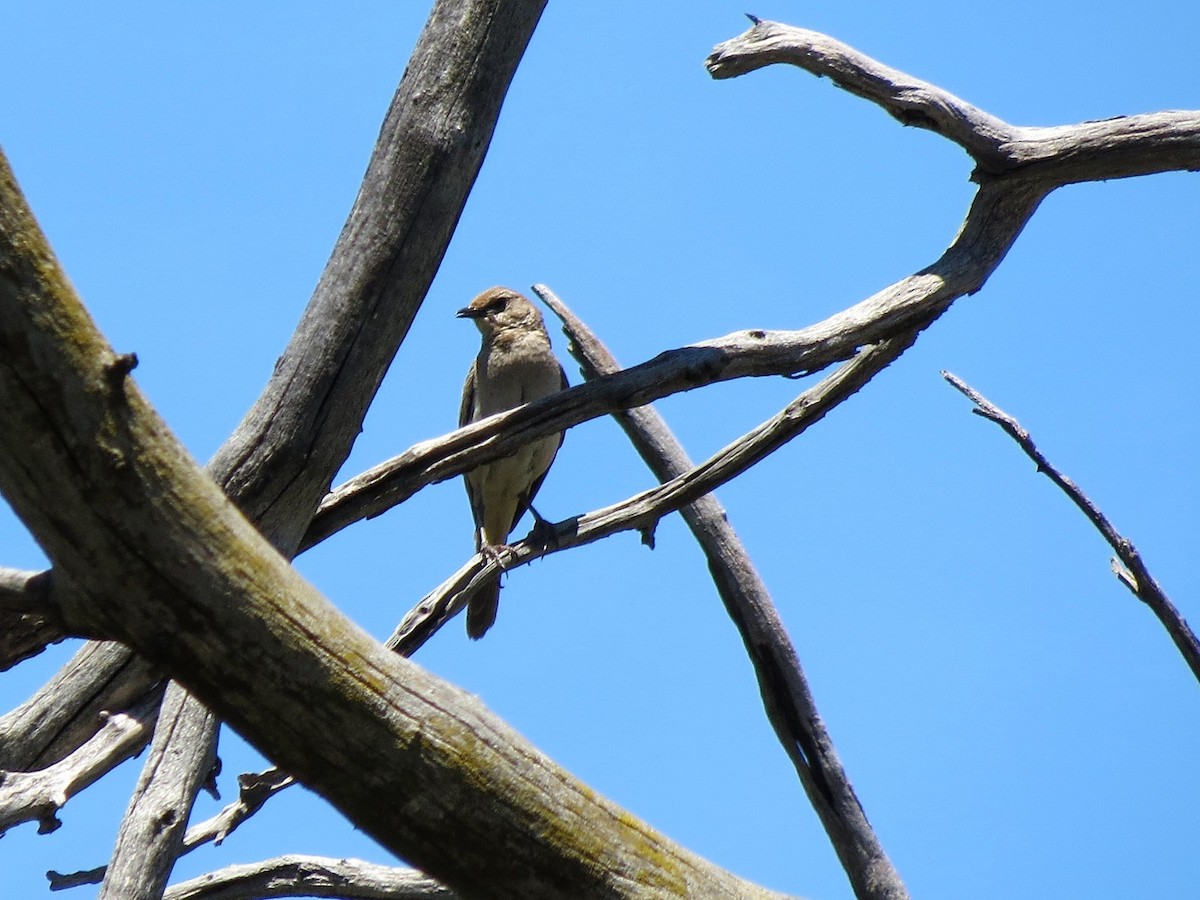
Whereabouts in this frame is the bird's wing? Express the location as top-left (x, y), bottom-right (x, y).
top-left (459, 360), bottom-right (478, 428)
top-left (459, 361), bottom-right (487, 549)
top-left (506, 362), bottom-right (569, 534)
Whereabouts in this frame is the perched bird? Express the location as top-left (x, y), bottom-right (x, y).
top-left (457, 287), bottom-right (567, 639)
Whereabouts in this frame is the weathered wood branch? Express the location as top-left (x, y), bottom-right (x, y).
top-left (0, 140), bottom-right (790, 900)
top-left (99, 684), bottom-right (219, 900)
top-left (0, 641), bottom-right (162, 771)
top-left (161, 855), bottom-right (454, 900)
top-left (0, 566), bottom-right (61, 670)
top-left (182, 767), bottom-right (295, 851)
top-left (706, 19), bottom-right (1200, 181)
top-left (303, 198), bottom-right (1008, 552)
top-left (387, 332), bottom-right (911, 653)
top-left (304, 174), bottom-right (1045, 554)
top-left (0, 692), bottom-right (160, 836)
top-left (944, 372), bottom-right (1200, 683)
top-left (538, 286), bottom-right (910, 900)
top-left (1, 0), bottom-right (550, 888)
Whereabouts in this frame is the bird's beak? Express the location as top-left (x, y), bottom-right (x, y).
top-left (456, 306), bottom-right (484, 319)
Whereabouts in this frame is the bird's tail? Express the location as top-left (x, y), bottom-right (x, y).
top-left (466, 576), bottom-right (501, 640)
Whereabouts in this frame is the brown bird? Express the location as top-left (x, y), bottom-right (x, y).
top-left (457, 287), bottom-right (567, 638)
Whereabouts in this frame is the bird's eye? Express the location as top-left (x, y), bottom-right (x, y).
top-left (485, 297), bottom-right (508, 313)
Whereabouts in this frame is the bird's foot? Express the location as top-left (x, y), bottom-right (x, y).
top-left (526, 505), bottom-right (559, 549)
top-left (480, 543), bottom-right (517, 570)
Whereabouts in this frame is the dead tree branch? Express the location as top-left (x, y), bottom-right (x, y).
top-left (706, 19), bottom-right (1200, 181)
top-left (538, 285), bottom-right (910, 900)
top-left (99, 684), bottom-right (219, 899)
top-left (943, 372), bottom-right (1200, 683)
top-left (388, 331), bottom-right (912, 655)
top-left (0, 691), bottom-right (160, 836)
top-left (1, 0), bottom-right (550, 891)
top-left (161, 855), bottom-right (454, 900)
top-left (0, 566), bottom-right (61, 670)
top-left (302, 177), bottom-right (1035, 551)
top-left (182, 767), bottom-right (295, 851)
top-left (0, 131), bottom-right (793, 900)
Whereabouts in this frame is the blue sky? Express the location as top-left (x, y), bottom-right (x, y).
top-left (2, 3), bottom-right (1197, 898)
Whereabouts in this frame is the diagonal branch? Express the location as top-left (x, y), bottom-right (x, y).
top-left (180, 767), bottom-right (295, 851)
top-left (943, 372), bottom-right (1200, 684)
top-left (303, 178), bottom-right (1046, 552)
top-left (538, 285), bottom-right (910, 900)
top-left (0, 691), bottom-right (161, 836)
top-left (388, 332), bottom-right (914, 655)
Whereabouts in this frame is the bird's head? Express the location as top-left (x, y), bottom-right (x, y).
top-left (456, 287), bottom-right (544, 336)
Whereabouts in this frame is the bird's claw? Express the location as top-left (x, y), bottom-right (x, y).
top-left (480, 544), bottom-right (516, 569)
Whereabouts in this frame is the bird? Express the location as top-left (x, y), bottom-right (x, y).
top-left (456, 286), bottom-right (567, 639)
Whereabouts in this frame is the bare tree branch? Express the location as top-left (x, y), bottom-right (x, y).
top-left (0, 566), bottom-right (62, 670)
top-left (706, 19), bottom-right (1200, 181)
top-left (388, 333), bottom-right (912, 655)
top-left (0, 691), bottom-right (159, 836)
top-left (2, 2), bottom-right (551, 888)
top-left (51, 768), bottom-right (298, 891)
top-left (943, 372), bottom-right (1200, 683)
top-left (99, 684), bottom-right (219, 900)
top-left (538, 285), bottom-right (910, 900)
top-left (181, 767), bottom-right (295, 851)
top-left (161, 855), bottom-right (454, 900)
top-left (0, 641), bottom-right (162, 771)
top-left (301, 173), bottom-right (1050, 553)
top-left (0, 142), bottom-right (793, 900)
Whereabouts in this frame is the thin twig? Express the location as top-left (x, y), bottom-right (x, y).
top-left (181, 767), bottom-right (296, 850)
top-left (943, 371), bottom-right (1200, 683)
